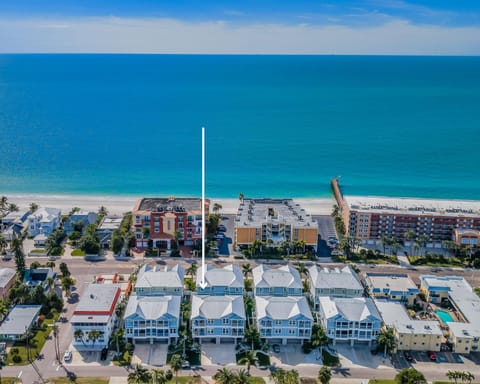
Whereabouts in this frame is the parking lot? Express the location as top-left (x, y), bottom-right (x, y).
top-left (200, 343), bottom-right (236, 365)
top-left (336, 344), bottom-right (393, 369)
top-left (132, 344), bottom-right (168, 366)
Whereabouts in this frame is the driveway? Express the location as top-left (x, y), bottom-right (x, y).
top-left (132, 344), bottom-right (168, 366)
top-left (201, 344), bottom-right (236, 365)
top-left (336, 344), bottom-right (393, 369)
top-left (270, 344), bottom-right (310, 366)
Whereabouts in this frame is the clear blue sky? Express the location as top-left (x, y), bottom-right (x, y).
top-left (0, 0), bottom-right (479, 54)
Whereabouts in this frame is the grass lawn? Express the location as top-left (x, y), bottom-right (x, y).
top-left (30, 248), bottom-right (46, 254)
top-left (407, 256), bottom-right (463, 267)
top-left (474, 287), bottom-right (480, 297)
top-left (249, 378), bottom-right (266, 384)
top-left (322, 349), bottom-right (340, 367)
top-left (369, 380), bottom-right (395, 384)
top-left (0, 379), bottom-right (22, 384)
top-left (47, 378), bottom-right (109, 384)
top-left (7, 313), bottom-right (60, 365)
top-left (71, 248), bottom-right (86, 256)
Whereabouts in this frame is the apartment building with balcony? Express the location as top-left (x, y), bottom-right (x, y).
top-left (308, 266), bottom-right (363, 310)
top-left (132, 197), bottom-right (209, 249)
top-left (364, 273), bottom-right (419, 305)
top-left (333, 185), bottom-right (480, 246)
top-left (420, 275), bottom-right (480, 353)
top-left (255, 296), bottom-right (313, 345)
top-left (234, 199), bottom-right (318, 251)
top-left (71, 284), bottom-right (121, 350)
top-left (135, 264), bottom-right (184, 296)
top-left (196, 264), bottom-right (243, 296)
top-left (191, 295), bottom-right (245, 344)
top-left (375, 299), bottom-right (442, 352)
top-left (318, 297), bottom-right (382, 346)
top-left (252, 264), bottom-right (303, 297)
top-left (124, 295), bottom-right (181, 344)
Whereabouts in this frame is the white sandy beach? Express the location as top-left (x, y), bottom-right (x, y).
top-left (3, 193), bottom-right (336, 216)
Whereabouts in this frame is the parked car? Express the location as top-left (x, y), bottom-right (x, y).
top-left (182, 360), bottom-right (190, 369)
top-left (100, 348), bottom-right (108, 361)
top-left (403, 351), bottom-right (413, 362)
top-left (272, 344), bottom-right (281, 353)
top-left (217, 225), bottom-right (227, 232)
top-left (215, 233), bottom-right (225, 240)
top-left (428, 351), bottom-right (437, 361)
top-left (63, 350), bottom-right (72, 362)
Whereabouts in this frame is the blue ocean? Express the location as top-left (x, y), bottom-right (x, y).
top-left (0, 55), bottom-right (479, 199)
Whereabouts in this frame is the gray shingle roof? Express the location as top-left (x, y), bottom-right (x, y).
top-left (252, 265), bottom-right (302, 290)
top-left (255, 296), bottom-right (313, 320)
top-left (309, 265), bottom-right (363, 291)
top-left (191, 294), bottom-right (245, 319)
top-left (0, 305), bottom-right (41, 336)
top-left (196, 264), bottom-right (243, 288)
top-left (135, 264), bottom-right (184, 289)
top-left (124, 295), bottom-right (181, 321)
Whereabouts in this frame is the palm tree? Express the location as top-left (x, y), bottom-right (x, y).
top-left (213, 203), bottom-right (222, 214)
top-left (151, 368), bottom-right (169, 384)
top-left (128, 364), bottom-right (151, 384)
top-left (417, 235), bottom-right (429, 256)
top-left (311, 324), bottom-right (328, 352)
top-left (238, 193), bottom-right (244, 202)
top-left (238, 349), bottom-right (257, 374)
top-left (242, 263), bottom-right (252, 279)
top-left (318, 366), bottom-right (332, 384)
top-left (377, 328), bottom-right (396, 356)
top-left (244, 325), bottom-right (260, 350)
top-left (87, 329), bottom-right (103, 350)
top-left (7, 203), bottom-right (19, 212)
top-left (395, 368), bottom-right (427, 384)
top-left (302, 279), bottom-right (310, 293)
top-left (213, 367), bottom-right (235, 384)
top-left (186, 263), bottom-right (197, 278)
top-left (169, 354), bottom-right (183, 384)
top-left (0, 299), bottom-right (9, 321)
top-left (61, 276), bottom-right (76, 297)
top-left (462, 372), bottom-right (475, 384)
top-left (11, 235), bottom-right (26, 278)
top-left (29, 202), bottom-right (39, 213)
top-left (296, 262), bottom-right (308, 277)
top-left (74, 329), bottom-right (84, 344)
top-left (98, 206), bottom-right (109, 217)
top-left (0, 234), bottom-right (7, 254)
top-left (174, 229), bottom-right (183, 248)
top-left (234, 369), bottom-right (250, 384)
top-left (0, 195), bottom-right (8, 213)
top-left (380, 235), bottom-right (390, 256)
top-left (446, 371), bottom-right (462, 384)
top-left (52, 325), bottom-right (60, 362)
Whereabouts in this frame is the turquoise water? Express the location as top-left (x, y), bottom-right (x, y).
top-left (0, 55), bottom-right (479, 198)
top-left (435, 309), bottom-right (455, 323)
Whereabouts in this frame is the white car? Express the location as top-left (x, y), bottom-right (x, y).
top-left (64, 350), bottom-right (72, 362)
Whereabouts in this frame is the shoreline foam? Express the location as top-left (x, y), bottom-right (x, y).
top-left (2, 193), bottom-right (336, 215)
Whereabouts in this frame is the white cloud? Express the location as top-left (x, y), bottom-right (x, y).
top-left (0, 16), bottom-right (479, 55)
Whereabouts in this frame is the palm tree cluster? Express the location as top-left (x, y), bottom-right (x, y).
top-left (376, 328), bottom-right (396, 356)
top-left (446, 370), bottom-right (475, 384)
top-left (269, 368), bottom-right (300, 384)
top-left (0, 195), bottom-right (19, 215)
top-left (213, 367), bottom-right (251, 384)
top-left (395, 368), bottom-right (427, 384)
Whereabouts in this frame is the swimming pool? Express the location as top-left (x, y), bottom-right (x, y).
top-left (435, 309), bottom-right (455, 323)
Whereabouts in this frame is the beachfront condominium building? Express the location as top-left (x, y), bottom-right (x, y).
top-left (332, 179), bottom-right (480, 246)
top-left (196, 264), bottom-right (243, 296)
top-left (234, 198), bottom-right (318, 251)
top-left (135, 264), bottom-right (184, 296)
top-left (318, 297), bottom-right (382, 346)
top-left (132, 197), bottom-right (209, 249)
top-left (255, 296), bottom-right (313, 345)
top-left (252, 264), bottom-right (303, 297)
top-left (375, 300), bottom-right (442, 352)
top-left (308, 266), bottom-right (363, 310)
top-left (124, 295), bottom-right (181, 344)
top-left (27, 207), bottom-right (61, 237)
top-left (420, 275), bottom-right (480, 353)
top-left (191, 295), bottom-right (246, 344)
top-left (364, 273), bottom-right (419, 305)
top-left (71, 284), bottom-right (121, 350)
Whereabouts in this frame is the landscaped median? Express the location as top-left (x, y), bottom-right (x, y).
top-left (70, 248), bottom-right (86, 256)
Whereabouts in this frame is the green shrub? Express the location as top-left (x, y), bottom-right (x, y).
top-left (11, 347), bottom-right (19, 355)
top-left (12, 354), bottom-right (22, 363)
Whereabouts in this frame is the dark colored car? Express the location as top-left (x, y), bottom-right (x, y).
top-left (272, 344), bottom-right (280, 353)
top-left (403, 351), bottom-right (413, 362)
top-left (100, 348), bottom-right (108, 361)
top-left (428, 351), bottom-right (437, 361)
top-left (217, 225), bottom-right (227, 232)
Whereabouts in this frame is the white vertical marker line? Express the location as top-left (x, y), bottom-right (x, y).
top-left (200, 127), bottom-right (207, 289)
